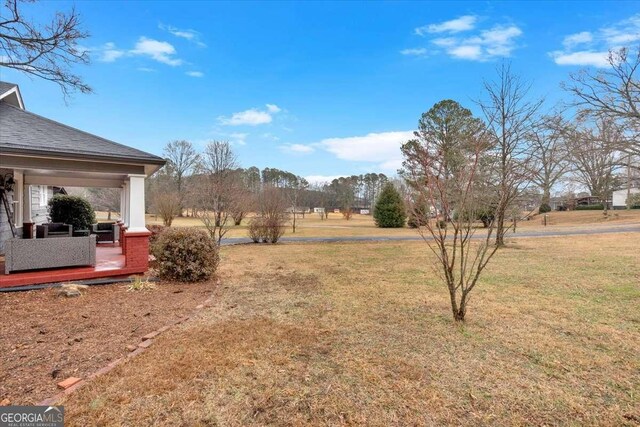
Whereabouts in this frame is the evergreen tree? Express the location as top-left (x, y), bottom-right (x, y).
top-left (374, 183), bottom-right (406, 228)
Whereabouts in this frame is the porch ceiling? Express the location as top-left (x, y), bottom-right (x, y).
top-left (23, 170), bottom-right (127, 188)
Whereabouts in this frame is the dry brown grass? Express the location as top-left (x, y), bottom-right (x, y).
top-left (142, 210), bottom-right (640, 239)
top-left (518, 209), bottom-right (640, 228)
top-left (63, 234), bottom-right (640, 426)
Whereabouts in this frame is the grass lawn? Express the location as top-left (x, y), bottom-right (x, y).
top-left (139, 209), bottom-right (640, 239)
top-left (62, 233), bottom-right (640, 426)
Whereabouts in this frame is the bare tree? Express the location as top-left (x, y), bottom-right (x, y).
top-left (228, 170), bottom-right (255, 226)
top-left (564, 47), bottom-right (640, 158)
top-left (401, 100), bottom-right (501, 323)
top-left (152, 192), bottom-right (181, 226)
top-left (528, 114), bottom-right (572, 208)
top-left (162, 140), bottom-right (199, 193)
top-left (0, 0), bottom-right (91, 96)
top-left (162, 140), bottom-right (200, 216)
top-left (86, 187), bottom-right (120, 220)
top-left (567, 115), bottom-right (623, 213)
top-left (197, 141), bottom-right (239, 244)
top-left (286, 176), bottom-right (308, 233)
top-left (479, 62), bottom-right (542, 246)
top-left (255, 185), bottom-right (289, 243)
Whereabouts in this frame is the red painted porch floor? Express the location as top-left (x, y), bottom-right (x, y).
top-left (0, 244), bottom-right (144, 289)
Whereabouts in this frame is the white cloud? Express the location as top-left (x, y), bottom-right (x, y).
top-left (405, 19), bottom-right (523, 62)
top-left (481, 25), bottom-right (523, 54)
top-left (98, 42), bottom-right (125, 62)
top-left (437, 25), bottom-right (522, 61)
top-left (449, 45), bottom-right (482, 60)
top-left (550, 51), bottom-right (610, 67)
top-left (552, 14), bottom-right (640, 67)
top-left (563, 31), bottom-right (593, 48)
top-left (317, 130), bottom-right (414, 171)
top-left (186, 71), bottom-right (204, 77)
top-left (415, 15), bottom-right (477, 36)
top-left (131, 37), bottom-right (182, 66)
top-left (432, 37), bottom-right (456, 47)
top-left (400, 48), bottom-right (428, 56)
top-left (220, 109), bottom-right (272, 126)
top-left (92, 37), bottom-right (186, 67)
top-left (218, 104), bottom-right (283, 126)
top-left (280, 143), bottom-right (314, 154)
top-left (159, 23), bottom-right (207, 47)
top-left (601, 14), bottom-right (640, 45)
top-left (137, 67), bottom-right (156, 72)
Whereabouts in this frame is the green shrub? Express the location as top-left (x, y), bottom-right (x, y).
top-left (476, 208), bottom-right (495, 228)
top-left (407, 195), bottom-right (429, 228)
top-left (374, 183), bottom-right (406, 228)
top-left (437, 219), bottom-right (447, 229)
top-left (539, 203), bottom-right (552, 214)
top-left (152, 227), bottom-right (219, 282)
top-left (48, 194), bottom-right (96, 230)
top-left (408, 212), bottom-right (428, 228)
top-left (575, 204), bottom-right (604, 210)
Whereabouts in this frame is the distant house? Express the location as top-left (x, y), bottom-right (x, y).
top-left (548, 196), bottom-right (566, 211)
top-left (575, 195), bottom-right (602, 207)
top-left (612, 188), bottom-right (640, 209)
top-left (0, 81), bottom-right (165, 288)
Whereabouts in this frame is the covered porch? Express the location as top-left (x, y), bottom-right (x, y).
top-left (0, 81), bottom-right (165, 289)
top-left (0, 163), bottom-right (154, 289)
top-left (0, 243), bottom-right (131, 288)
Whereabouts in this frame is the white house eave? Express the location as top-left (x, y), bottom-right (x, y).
top-left (0, 152), bottom-right (156, 177)
top-left (0, 86), bottom-right (25, 109)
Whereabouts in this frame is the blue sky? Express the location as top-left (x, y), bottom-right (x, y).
top-left (2, 1), bottom-right (639, 182)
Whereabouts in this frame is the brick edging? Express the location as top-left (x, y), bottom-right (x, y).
top-left (37, 295), bottom-right (215, 406)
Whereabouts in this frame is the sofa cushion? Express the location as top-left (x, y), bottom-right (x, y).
top-left (47, 223), bottom-right (69, 233)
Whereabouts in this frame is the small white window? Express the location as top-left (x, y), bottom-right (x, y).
top-left (39, 185), bottom-right (49, 207)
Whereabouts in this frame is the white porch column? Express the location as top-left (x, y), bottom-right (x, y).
top-left (126, 174), bottom-right (147, 232)
top-left (122, 181), bottom-right (130, 227)
top-left (119, 185), bottom-right (126, 222)
top-left (13, 170), bottom-right (23, 227)
top-left (22, 183), bottom-right (32, 224)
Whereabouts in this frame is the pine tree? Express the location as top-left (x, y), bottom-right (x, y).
top-left (373, 183), bottom-right (406, 228)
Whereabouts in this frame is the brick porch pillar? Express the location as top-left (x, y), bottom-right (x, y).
top-left (123, 229), bottom-right (151, 273)
top-left (120, 225), bottom-right (128, 255)
top-left (122, 174), bottom-right (149, 271)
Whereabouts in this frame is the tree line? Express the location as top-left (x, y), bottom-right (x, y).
top-left (141, 140), bottom-right (393, 242)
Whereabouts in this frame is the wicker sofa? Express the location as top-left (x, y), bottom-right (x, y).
top-left (35, 223), bottom-right (73, 238)
top-left (4, 235), bottom-right (96, 274)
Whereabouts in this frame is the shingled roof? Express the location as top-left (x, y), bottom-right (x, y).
top-left (0, 82), bottom-right (17, 95)
top-left (0, 95), bottom-right (165, 166)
